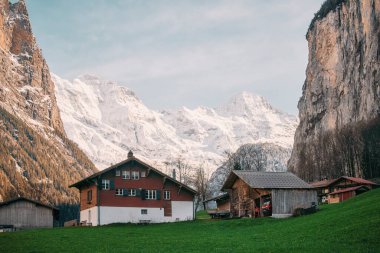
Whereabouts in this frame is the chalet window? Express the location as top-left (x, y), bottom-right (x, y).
top-left (145, 190), bottom-right (157, 200)
top-left (87, 190), bottom-right (92, 203)
top-left (164, 190), bottom-right (170, 200)
top-left (141, 171), bottom-right (146, 177)
top-left (141, 209), bottom-right (148, 215)
top-left (128, 189), bottom-right (136, 196)
top-left (122, 170), bottom-right (130, 180)
top-left (132, 171), bottom-right (139, 180)
top-left (115, 170), bottom-right (121, 176)
top-left (102, 179), bottom-right (110, 190)
top-left (115, 189), bottom-right (123, 196)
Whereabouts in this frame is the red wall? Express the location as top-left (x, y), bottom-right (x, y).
top-left (81, 162), bottom-right (194, 209)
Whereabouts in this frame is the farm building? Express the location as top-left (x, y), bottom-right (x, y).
top-left (222, 171), bottom-right (317, 218)
top-left (0, 197), bottom-right (58, 229)
top-left (328, 186), bottom-right (370, 203)
top-left (311, 176), bottom-right (377, 204)
top-left (70, 151), bottom-right (197, 225)
top-left (203, 193), bottom-right (231, 218)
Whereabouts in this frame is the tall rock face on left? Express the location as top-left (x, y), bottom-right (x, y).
top-left (0, 0), bottom-right (97, 205)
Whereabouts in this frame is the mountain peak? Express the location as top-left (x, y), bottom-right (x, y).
top-left (217, 91), bottom-right (274, 117)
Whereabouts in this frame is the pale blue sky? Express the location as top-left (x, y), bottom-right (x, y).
top-left (25, 0), bottom-right (323, 114)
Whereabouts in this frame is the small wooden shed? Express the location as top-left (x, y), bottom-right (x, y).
top-left (0, 197), bottom-right (58, 229)
top-left (222, 171), bottom-right (317, 218)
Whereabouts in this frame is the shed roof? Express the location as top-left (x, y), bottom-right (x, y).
top-left (310, 179), bottom-right (336, 188)
top-left (0, 197), bottom-right (58, 211)
top-left (222, 171), bottom-right (314, 190)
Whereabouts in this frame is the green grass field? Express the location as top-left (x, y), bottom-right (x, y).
top-left (1, 189), bottom-right (380, 253)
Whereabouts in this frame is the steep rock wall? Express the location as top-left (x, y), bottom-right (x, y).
top-left (288, 0), bottom-right (380, 181)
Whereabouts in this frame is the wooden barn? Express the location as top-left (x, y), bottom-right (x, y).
top-left (0, 197), bottom-right (58, 230)
top-left (222, 171), bottom-right (317, 218)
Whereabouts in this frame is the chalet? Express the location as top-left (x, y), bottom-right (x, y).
top-left (328, 186), bottom-right (370, 203)
top-left (327, 176), bottom-right (377, 204)
top-left (310, 179), bottom-right (337, 204)
top-left (0, 197), bottom-right (58, 230)
top-left (70, 151), bottom-right (197, 225)
top-left (310, 176), bottom-right (377, 204)
top-left (222, 171), bottom-right (317, 218)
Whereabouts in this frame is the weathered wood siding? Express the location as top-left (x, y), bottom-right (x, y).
top-left (271, 189), bottom-right (317, 215)
top-left (0, 200), bottom-right (54, 228)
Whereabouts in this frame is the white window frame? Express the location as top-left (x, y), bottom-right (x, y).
top-left (141, 209), bottom-right (148, 215)
top-left (145, 190), bottom-right (156, 200)
top-left (128, 189), bottom-right (136, 196)
top-left (122, 170), bottom-right (130, 180)
top-left (102, 179), bottom-right (110, 190)
top-left (132, 171), bottom-right (139, 180)
top-left (115, 170), bottom-right (121, 176)
top-left (115, 188), bottom-right (123, 196)
top-left (141, 171), bottom-right (146, 177)
top-left (164, 190), bottom-right (170, 200)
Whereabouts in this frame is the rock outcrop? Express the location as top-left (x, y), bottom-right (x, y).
top-left (288, 0), bottom-right (380, 181)
top-left (0, 0), bottom-right (97, 205)
top-left (0, 0), bottom-right (63, 131)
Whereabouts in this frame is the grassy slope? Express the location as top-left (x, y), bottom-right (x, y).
top-left (1, 189), bottom-right (380, 253)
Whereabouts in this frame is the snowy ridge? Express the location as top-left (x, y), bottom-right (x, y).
top-left (53, 74), bottom-right (298, 172)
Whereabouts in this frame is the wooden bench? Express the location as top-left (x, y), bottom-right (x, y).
top-left (138, 219), bottom-right (151, 224)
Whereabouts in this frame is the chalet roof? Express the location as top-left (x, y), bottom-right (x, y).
top-left (222, 171), bottom-right (314, 190)
top-left (329, 185), bottom-right (369, 195)
top-left (0, 197), bottom-right (58, 211)
top-left (311, 176), bottom-right (377, 188)
top-left (340, 176), bottom-right (377, 185)
top-left (69, 153), bottom-right (197, 194)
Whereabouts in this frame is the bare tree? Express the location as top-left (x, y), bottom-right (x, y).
top-left (193, 164), bottom-right (210, 211)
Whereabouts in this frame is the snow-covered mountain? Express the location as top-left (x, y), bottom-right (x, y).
top-left (53, 74), bottom-right (298, 172)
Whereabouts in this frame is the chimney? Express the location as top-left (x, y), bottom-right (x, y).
top-left (172, 169), bottom-right (176, 180)
top-left (128, 150), bottom-right (133, 158)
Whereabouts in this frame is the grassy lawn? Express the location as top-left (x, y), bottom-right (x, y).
top-left (1, 189), bottom-right (380, 253)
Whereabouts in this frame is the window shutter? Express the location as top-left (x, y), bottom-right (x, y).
top-left (141, 189), bottom-right (146, 200)
top-left (110, 179), bottom-right (115, 190)
top-left (156, 190), bottom-right (161, 200)
top-left (136, 188), bottom-right (141, 197)
top-left (123, 188), bottom-right (128, 196)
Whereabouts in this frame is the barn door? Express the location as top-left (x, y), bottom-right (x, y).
top-left (164, 201), bottom-right (172, 217)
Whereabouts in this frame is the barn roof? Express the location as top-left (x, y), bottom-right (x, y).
top-left (0, 197), bottom-right (58, 211)
top-left (69, 151), bottom-right (197, 194)
top-left (222, 171), bottom-right (314, 190)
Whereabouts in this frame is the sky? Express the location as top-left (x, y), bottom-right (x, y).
top-left (25, 0), bottom-right (324, 115)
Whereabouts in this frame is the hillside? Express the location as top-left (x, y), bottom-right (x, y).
top-left (0, 0), bottom-right (97, 203)
top-left (1, 188), bottom-right (379, 252)
top-left (53, 74), bottom-right (298, 171)
top-left (288, 0), bottom-right (380, 181)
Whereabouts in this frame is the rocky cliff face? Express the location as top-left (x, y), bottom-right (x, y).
top-left (0, 0), bottom-right (97, 204)
top-left (288, 0), bottom-right (380, 181)
top-left (0, 0), bottom-right (63, 132)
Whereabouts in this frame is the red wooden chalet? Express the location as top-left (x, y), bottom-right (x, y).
top-left (70, 151), bottom-right (197, 225)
